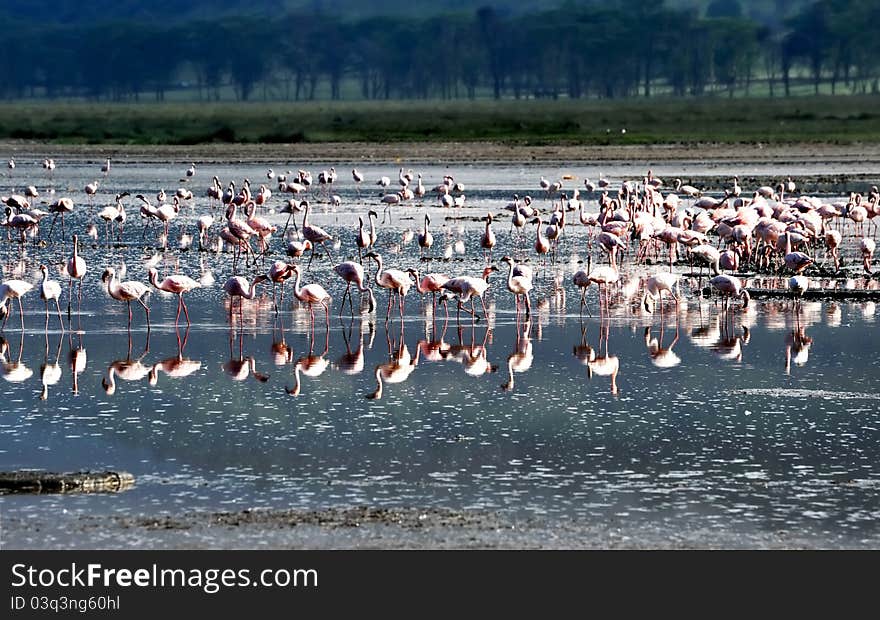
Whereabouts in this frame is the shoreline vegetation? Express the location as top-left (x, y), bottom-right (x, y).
top-left (3, 96), bottom-right (880, 147)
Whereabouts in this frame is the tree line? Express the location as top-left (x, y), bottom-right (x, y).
top-left (1, 0), bottom-right (878, 102)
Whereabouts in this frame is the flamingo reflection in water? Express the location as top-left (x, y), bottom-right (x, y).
top-left (644, 319), bottom-right (681, 368)
top-left (0, 333), bottom-right (33, 384)
top-left (270, 315), bottom-right (295, 367)
top-left (68, 331), bottom-right (87, 395)
top-left (365, 323), bottom-right (419, 400)
top-left (285, 328), bottom-right (330, 396)
top-left (501, 318), bottom-right (533, 392)
top-left (572, 318), bottom-right (596, 369)
top-left (101, 332), bottom-right (152, 396)
top-left (785, 325), bottom-right (813, 375)
top-left (149, 327), bottom-right (202, 386)
top-left (335, 318), bottom-right (375, 376)
top-left (417, 313), bottom-right (452, 366)
top-left (587, 319), bottom-right (619, 395)
top-left (222, 325), bottom-right (269, 383)
top-left (39, 333), bottom-right (64, 400)
top-left (712, 316), bottom-right (750, 363)
top-left (447, 322), bottom-right (497, 378)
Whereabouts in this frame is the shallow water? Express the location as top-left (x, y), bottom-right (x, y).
top-left (1, 158), bottom-right (879, 548)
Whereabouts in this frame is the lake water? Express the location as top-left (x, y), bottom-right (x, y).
top-left (1, 157), bottom-right (879, 548)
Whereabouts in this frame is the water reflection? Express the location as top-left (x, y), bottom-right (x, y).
top-left (149, 327), bottom-right (202, 386)
top-left (501, 318), bottom-right (533, 391)
top-left (0, 333), bottom-right (33, 383)
top-left (285, 330), bottom-right (330, 396)
top-left (222, 326), bottom-right (269, 383)
top-left (365, 323), bottom-right (418, 400)
top-left (101, 332), bottom-right (151, 395)
top-left (335, 318), bottom-right (374, 375)
top-left (784, 325), bottom-right (813, 375)
top-left (67, 331), bottom-right (86, 395)
top-left (39, 333), bottom-right (63, 400)
top-left (587, 318), bottom-right (619, 395)
top-left (644, 320), bottom-right (681, 368)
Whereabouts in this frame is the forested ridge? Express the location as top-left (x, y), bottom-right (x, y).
top-left (1, 0), bottom-right (874, 102)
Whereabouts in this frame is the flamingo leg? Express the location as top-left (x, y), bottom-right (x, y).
top-left (137, 298), bottom-right (151, 329)
top-left (54, 299), bottom-right (64, 330)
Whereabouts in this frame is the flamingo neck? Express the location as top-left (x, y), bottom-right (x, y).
top-left (372, 257), bottom-right (383, 286)
top-left (292, 270), bottom-right (303, 300)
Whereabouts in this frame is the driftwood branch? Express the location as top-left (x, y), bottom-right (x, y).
top-left (0, 471), bottom-right (134, 494)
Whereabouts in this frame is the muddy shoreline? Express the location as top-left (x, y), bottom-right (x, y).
top-left (4, 506), bottom-right (874, 550)
top-left (6, 140), bottom-right (880, 165)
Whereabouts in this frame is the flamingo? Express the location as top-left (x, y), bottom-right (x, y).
top-left (642, 272), bottom-right (681, 314)
top-left (84, 180), bottom-right (99, 205)
top-left (289, 264), bottom-right (332, 331)
top-left (300, 200), bottom-right (333, 268)
top-left (479, 212), bottom-right (496, 261)
top-left (46, 197), bottom-right (74, 239)
top-left (101, 158), bottom-right (111, 175)
top-left (148, 268), bottom-right (200, 324)
top-left (366, 252), bottom-right (411, 321)
top-left (500, 256), bottom-right (533, 318)
top-left (587, 260), bottom-right (619, 310)
top-left (709, 274), bottom-right (750, 310)
top-left (101, 267), bottom-right (151, 329)
top-left (356, 211), bottom-right (379, 260)
top-left (789, 275), bottom-right (809, 310)
top-left (861, 237), bottom-right (875, 274)
top-left (0, 279), bottom-right (34, 332)
top-left (441, 266), bottom-right (498, 321)
top-left (783, 231), bottom-right (813, 274)
top-left (39, 265), bottom-right (64, 330)
top-left (408, 269), bottom-right (449, 314)
top-left (223, 274), bottom-right (268, 320)
top-left (418, 213), bottom-right (434, 257)
top-left (334, 260), bottom-right (376, 315)
top-left (380, 191), bottom-right (402, 222)
top-left (573, 255), bottom-right (595, 310)
top-left (286, 238), bottom-right (313, 259)
top-left (65, 234), bottom-right (87, 318)
top-left (352, 168), bottom-right (364, 197)
top-left (266, 260), bottom-right (294, 311)
top-left (186, 162), bottom-right (196, 179)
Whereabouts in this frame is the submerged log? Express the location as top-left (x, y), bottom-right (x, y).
top-left (0, 470), bottom-right (134, 494)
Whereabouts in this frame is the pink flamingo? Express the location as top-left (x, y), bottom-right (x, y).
top-left (65, 234), bottom-right (87, 319)
top-left (709, 274), bottom-right (750, 311)
top-left (1, 279), bottom-right (34, 331)
top-left (861, 237), bottom-right (875, 274)
top-left (148, 268), bottom-right (201, 324)
top-left (223, 274), bottom-right (268, 321)
top-left (334, 261), bottom-right (375, 315)
top-left (290, 264), bottom-right (331, 331)
top-left (441, 266), bottom-right (498, 321)
top-left (500, 256), bottom-right (533, 318)
top-left (39, 265), bottom-right (64, 330)
top-left (101, 267), bottom-right (151, 329)
top-left (366, 252), bottom-right (411, 321)
top-left (408, 268), bottom-right (449, 314)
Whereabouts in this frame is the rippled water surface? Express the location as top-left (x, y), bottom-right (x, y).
top-left (1, 157), bottom-right (879, 547)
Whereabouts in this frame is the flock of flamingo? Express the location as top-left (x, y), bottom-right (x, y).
top-left (0, 156), bottom-right (876, 395)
